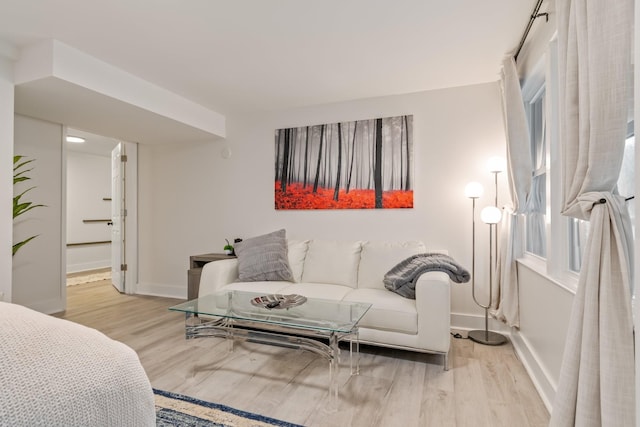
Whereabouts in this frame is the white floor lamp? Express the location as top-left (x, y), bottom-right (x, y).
top-left (465, 179), bottom-right (507, 346)
top-left (468, 205), bottom-right (507, 345)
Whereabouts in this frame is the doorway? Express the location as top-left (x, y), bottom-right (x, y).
top-left (65, 128), bottom-right (138, 294)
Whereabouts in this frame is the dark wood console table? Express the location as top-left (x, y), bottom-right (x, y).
top-left (187, 253), bottom-right (236, 300)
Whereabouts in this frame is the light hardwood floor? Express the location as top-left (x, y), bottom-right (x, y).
top-left (55, 281), bottom-right (549, 427)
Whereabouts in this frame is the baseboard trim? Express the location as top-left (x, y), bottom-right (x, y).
top-left (66, 261), bottom-right (110, 274)
top-left (136, 282), bottom-right (186, 300)
top-left (509, 329), bottom-right (555, 412)
top-left (450, 312), bottom-right (510, 333)
top-left (451, 312), bottom-right (554, 414)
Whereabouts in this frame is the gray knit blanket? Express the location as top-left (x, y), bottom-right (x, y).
top-left (383, 253), bottom-right (470, 299)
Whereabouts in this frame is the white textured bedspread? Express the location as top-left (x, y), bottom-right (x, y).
top-left (0, 301), bottom-right (155, 426)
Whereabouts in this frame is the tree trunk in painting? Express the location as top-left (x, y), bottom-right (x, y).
top-left (275, 130), bottom-right (282, 182)
top-left (374, 118), bottom-right (383, 208)
top-left (346, 121), bottom-right (357, 193)
top-left (281, 128), bottom-right (290, 193)
top-left (313, 124), bottom-right (325, 193)
top-left (333, 122), bottom-right (343, 201)
top-left (400, 117), bottom-right (404, 190)
top-left (405, 115), bottom-right (411, 191)
top-left (303, 126), bottom-right (309, 188)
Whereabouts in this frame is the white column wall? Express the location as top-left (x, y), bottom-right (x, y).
top-left (0, 55), bottom-right (13, 302)
top-left (12, 115), bottom-right (65, 313)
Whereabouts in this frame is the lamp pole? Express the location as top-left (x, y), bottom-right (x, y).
top-left (464, 182), bottom-right (483, 315)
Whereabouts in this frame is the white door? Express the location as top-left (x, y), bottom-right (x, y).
top-left (111, 143), bottom-right (125, 292)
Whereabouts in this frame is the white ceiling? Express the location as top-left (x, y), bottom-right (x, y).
top-left (1, 0), bottom-right (538, 116)
top-left (65, 128), bottom-right (118, 157)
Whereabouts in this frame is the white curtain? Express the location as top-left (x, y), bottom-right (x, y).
top-left (550, 0), bottom-right (634, 425)
top-left (492, 56), bottom-right (532, 327)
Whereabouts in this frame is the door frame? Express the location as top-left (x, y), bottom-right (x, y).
top-left (111, 142), bottom-right (125, 292)
top-left (121, 141), bottom-right (138, 295)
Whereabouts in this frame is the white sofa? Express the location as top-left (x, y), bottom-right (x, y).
top-left (199, 239), bottom-right (451, 369)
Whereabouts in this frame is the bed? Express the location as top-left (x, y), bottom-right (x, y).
top-left (0, 301), bottom-right (155, 426)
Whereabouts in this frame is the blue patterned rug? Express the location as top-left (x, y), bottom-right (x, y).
top-left (154, 389), bottom-right (304, 427)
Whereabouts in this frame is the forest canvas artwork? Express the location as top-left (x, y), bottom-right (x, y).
top-left (275, 115), bottom-right (413, 210)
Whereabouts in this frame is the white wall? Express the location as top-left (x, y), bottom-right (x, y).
top-left (66, 150), bottom-right (111, 273)
top-left (0, 55), bottom-right (14, 302)
top-left (137, 81), bottom-right (510, 323)
top-left (512, 262), bottom-right (572, 410)
top-left (13, 114), bottom-right (65, 313)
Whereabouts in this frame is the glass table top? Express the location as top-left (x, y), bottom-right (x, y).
top-left (170, 290), bottom-right (372, 334)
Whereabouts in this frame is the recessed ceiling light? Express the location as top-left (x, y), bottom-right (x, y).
top-left (66, 136), bottom-right (86, 143)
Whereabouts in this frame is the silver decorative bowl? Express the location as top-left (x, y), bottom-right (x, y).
top-left (250, 294), bottom-right (307, 309)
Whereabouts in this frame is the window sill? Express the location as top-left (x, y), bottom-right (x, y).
top-left (516, 256), bottom-right (578, 295)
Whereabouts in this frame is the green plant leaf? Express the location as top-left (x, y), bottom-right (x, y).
top-left (14, 201), bottom-right (46, 218)
top-left (13, 157), bottom-right (34, 171)
top-left (12, 235), bottom-right (38, 256)
top-left (14, 186), bottom-right (35, 200)
top-left (14, 156), bottom-right (35, 184)
top-left (13, 175), bottom-right (31, 184)
top-left (12, 155), bottom-right (44, 255)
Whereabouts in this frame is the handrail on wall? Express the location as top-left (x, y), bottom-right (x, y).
top-left (67, 240), bottom-right (111, 247)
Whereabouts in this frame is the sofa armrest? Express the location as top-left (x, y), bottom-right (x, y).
top-left (415, 271), bottom-right (451, 353)
top-left (198, 258), bottom-right (239, 297)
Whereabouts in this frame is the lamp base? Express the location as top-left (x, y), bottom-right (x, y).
top-left (467, 329), bottom-right (508, 346)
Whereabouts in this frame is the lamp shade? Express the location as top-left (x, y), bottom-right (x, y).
top-left (481, 206), bottom-right (502, 224)
top-left (487, 156), bottom-right (506, 173)
top-left (464, 182), bottom-right (484, 199)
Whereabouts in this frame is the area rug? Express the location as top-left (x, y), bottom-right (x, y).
top-left (154, 389), bottom-right (304, 427)
top-left (66, 270), bottom-right (111, 286)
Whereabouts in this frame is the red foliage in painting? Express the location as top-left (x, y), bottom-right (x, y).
top-left (275, 182), bottom-right (413, 210)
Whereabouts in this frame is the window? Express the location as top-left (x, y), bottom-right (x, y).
top-left (525, 86), bottom-right (547, 258)
top-left (518, 39), bottom-right (634, 291)
top-left (518, 41), bottom-right (572, 286)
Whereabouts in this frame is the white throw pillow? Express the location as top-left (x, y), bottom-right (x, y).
top-left (301, 240), bottom-right (363, 287)
top-left (287, 239), bottom-right (309, 282)
top-left (358, 241), bottom-right (426, 290)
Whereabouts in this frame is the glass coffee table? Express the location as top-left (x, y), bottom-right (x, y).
top-left (169, 290), bottom-right (372, 399)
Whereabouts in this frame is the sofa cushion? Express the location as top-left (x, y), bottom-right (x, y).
top-left (343, 288), bottom-right (418, 334)
top-left (234, 229), bottom-right (294, 282)
top-left (358, 241), bottom-right (426, 290)
top-left (287, 239), bottom-right (309, 283)
top-left (301, 240), bottom-right (362, 287)
top-left (279, 283), bottom-right (352, 301)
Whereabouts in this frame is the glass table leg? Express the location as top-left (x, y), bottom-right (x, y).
top-left (329, 333), bottom-right (339, 400)
top-left (348, 329), bottom-right (361, 375)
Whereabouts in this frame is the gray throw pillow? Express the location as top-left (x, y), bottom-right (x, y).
top-left (234, 229), bottom-right (294, 282)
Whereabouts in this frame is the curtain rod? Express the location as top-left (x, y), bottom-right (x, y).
top-left (514, 0), bottom-right (549, 61)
